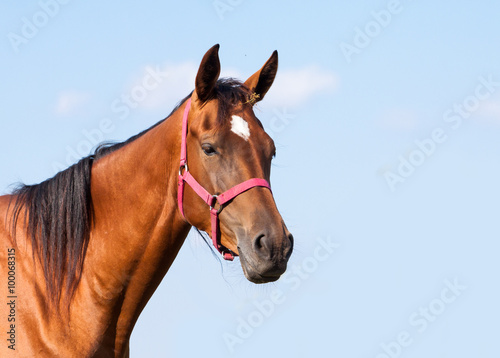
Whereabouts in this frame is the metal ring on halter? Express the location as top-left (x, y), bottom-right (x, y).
top-left (179, 163), bottom-right (188, 176)
top-left (209, 195), bottom-right (224, 214)
top-left (209, 195), bottom-right (220, 212)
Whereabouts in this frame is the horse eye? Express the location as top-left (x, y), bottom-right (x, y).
top-left (202, 143), bottom-right (217, 156)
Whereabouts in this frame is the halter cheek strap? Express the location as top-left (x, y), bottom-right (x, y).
top-left (177, 98), bottom-right (271, 261)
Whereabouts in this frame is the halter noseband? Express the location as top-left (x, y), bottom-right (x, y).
top-left (177, 98), bottom-right (271, 261)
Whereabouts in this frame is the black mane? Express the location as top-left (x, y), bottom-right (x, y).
top-left (9, 78), bottom-right (252, 307)
top-left (212, 78), bottom-right (253, 125)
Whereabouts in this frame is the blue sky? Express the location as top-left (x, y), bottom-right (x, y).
top-left (1, 1), bottom-right (500, 357)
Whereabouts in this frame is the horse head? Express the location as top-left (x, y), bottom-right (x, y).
top-left (180, 45), bottom-right (293, 283)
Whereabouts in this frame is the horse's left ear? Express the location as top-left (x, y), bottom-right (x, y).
top-left (244, 51), bottom-right (278, 103)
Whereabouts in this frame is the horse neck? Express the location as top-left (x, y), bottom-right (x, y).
top-left (72, 103), bottom-right (191, 353)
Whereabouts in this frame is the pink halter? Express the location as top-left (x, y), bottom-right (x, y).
top-left (177, 98), bottom-right (271, 260)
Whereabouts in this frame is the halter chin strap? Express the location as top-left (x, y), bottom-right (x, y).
top-left (177, 98), bottom-right (271, 261)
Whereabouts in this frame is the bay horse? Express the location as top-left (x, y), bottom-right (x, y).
top-left (0, 45), bottom-right (293, 357)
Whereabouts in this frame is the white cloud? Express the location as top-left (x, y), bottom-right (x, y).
top-left (476, 97), bottom-right (500, 125)
top-left (126, 62), bottom-right (198, 110)
top-left (377, 108), bottom-right (419, 131)
top-left (264, 65), bottom-right (339, 107)
top-left (54, 90), bottom-right (91, 116)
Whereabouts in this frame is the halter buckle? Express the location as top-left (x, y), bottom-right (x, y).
top-left (179, 163), bottom-right (188, 176)
top-left (209, 195), bottom-right (221, 213)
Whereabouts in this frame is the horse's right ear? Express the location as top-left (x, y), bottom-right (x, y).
top-left (244, 50), bottom-right (278, 103)
top-left (194, 44), bottom-right (221, 104)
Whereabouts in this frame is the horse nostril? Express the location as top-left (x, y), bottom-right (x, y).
top-left (253, 233), bottom-right (265, 252)
top-left (252, 232), bottom-right (293, 260)
top-left (253, 233), bottom-right (275, 260)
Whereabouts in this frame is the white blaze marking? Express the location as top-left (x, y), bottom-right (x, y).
top-left (230, 115), bottom-right (250, 141)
